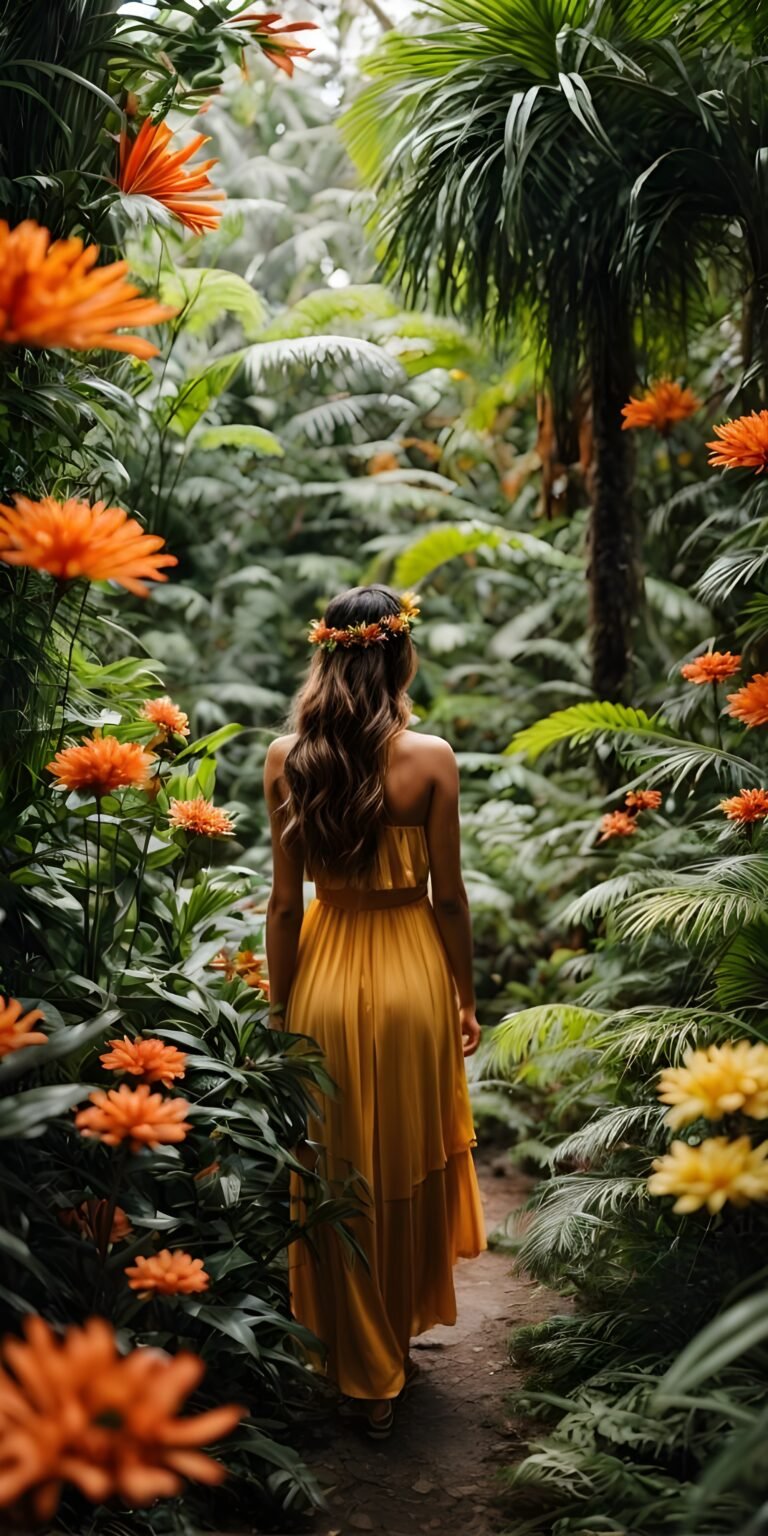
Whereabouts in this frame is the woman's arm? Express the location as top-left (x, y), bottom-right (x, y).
top-left (424, 740), bottom-right (481, 1057)
top-left (264, 739), bottom-right (304, 1023)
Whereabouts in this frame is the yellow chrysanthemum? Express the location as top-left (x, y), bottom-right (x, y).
top-left (648, 1135), bottom-right (768, 1213)
top-left (657, 1041), bottom-right (768, 1128)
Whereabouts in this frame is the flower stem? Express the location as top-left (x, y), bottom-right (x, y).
top-left (712, 681), bottom-right (722, 750)
top-left (89, 798), bottom-right (103, 982)
top-left (55, 581), bottom-right (90, 751)
top-left (93, 1143), bottom-right (129, 1309)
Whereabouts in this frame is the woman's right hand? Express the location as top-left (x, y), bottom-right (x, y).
top-left (459, 1007), bottom-right (481, 1057)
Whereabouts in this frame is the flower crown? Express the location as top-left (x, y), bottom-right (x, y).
top-left (308, 591), bottom-right (420, 651)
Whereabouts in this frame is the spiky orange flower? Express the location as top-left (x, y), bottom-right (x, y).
top-left (168, 797), bottom-right (235, 838)
top-left (621, 379), bottom-right (701, 433)
top-left (680, 651), bottom-right (741, 686)
top-left (399, 590), bottom-right (421, 621)
top-left (0, 219), bottom-right (175, 357)
top-left (75, 1083), bottom-right (191, 1152)
top-left (209, 949), bottom-right (269, 992)
top-left (0, 1314), bottom-right (243, 1517)
top-left (59, 1199), bottom-right (132, 1246)
top-left (719, 788), bottom-right (768, 823)
top-left (227, 11), bottom-right (318, 75)
top-left (0, 495), bottom-right (177, 595)
top-left (125, 1250), bottom-right (210, 1298)
top-left (99, 1036), bottom-right (188, 1089)
top-left (708, 410), bottom-right (768, 472)
top-left (598, 810), bottom-right (638, 842)
top-left (139, 696), bottom-right (190, 737)
top-left (726, 674), bottom-right (768, 728)
top-left (47, 736), bottom-right (154, 797)
top-left (118, 120), bottom-right (224, 235)
top-left (625, 789), bottom-right (662, 812)
top-left (0, 997), bottom-right (46, 1059)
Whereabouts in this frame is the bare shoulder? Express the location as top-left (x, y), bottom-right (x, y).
top-left (265, 732), bottom-right (297, 771)
top-left (264, 733), bottom-right (296, 805)
top-left (392, 730), bottom-right (456, 777)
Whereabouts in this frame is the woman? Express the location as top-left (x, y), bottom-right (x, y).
top-left (264, 584), bottom-right (485, 1437)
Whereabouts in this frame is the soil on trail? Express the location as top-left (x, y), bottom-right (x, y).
top-left (299, 1151), bottom-right (557, 1536)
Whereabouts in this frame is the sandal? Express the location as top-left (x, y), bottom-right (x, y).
top-left (366, 1401), bottom-right (395, 1440)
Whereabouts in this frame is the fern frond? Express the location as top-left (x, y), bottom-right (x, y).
top-left (283, 392), bottom-right (414, 444)
top-left (617, 857), bottom-right (768, 945)
top-left (243, 335), bottom-right (405, 388)
top-left (482, 1006), bottom-right (605, 1076)
top-left (554, 1105), bottom-right (666, 1167)
top-left (696, 544), bottom-right (768, 605)
top-left (518, 1175), bottom-right (648, 1271)
top-left (508, 702), bottom-right (664, 762)
top-left (593, 1007), bottom-right (738, 1066)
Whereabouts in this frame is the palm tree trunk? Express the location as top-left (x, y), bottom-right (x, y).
top-left (586, 303), bottom-right (639, 701)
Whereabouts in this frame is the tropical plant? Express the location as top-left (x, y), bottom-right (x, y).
top-left (343, 0), bottom-right (768, 700)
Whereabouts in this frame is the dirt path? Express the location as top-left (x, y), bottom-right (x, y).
top-left (300, 1152), bottom-right (557, 1536)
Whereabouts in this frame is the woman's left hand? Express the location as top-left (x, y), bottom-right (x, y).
top-left (459, 1008), bottom-right (481, 1057)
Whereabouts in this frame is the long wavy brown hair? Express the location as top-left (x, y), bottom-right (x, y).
top-left (282, 586), bottom-right (415, 876)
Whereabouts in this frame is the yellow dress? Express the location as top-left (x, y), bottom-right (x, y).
top-left (286, 824), bottom-right (486, 1401)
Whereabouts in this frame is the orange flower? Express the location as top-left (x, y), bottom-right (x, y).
top-left (209, 949), bottom-right (268, 992)
top-left (75, 1083), bottom-right (191, 1152)
top-left (708, 410), bottom-right (768, 472)
top-left (59, 1199), bottom-right (132, 1246)
top-left (0, 495), bottom-right (177, 595)
top-left (228, 11), bottom-right (318, 75)
top-left (625, 789), bottom-right (662, 812)
top-left (399, 590), bottom-right (421, 621)
top-left (719, 788), bottom-right (768, 823)
top-left (726, 674), bottom-right (768, 728)
top-left (368, 451), bottom-right (400, 475)
top-left (118, 120), bottom-right (224, 235)
top-left (348, 622), bottom-right (387, 646)
top-left (168, 796), bottom-right (235, 838)
top-left (680, 651), bottom-right (742, 686)
top-left (598, 810), bottom-right (638, 842)
top-left (47, 736), bottom-right (154, 797)
top-left (99, 1036), bottom-right (187, 1089)
top-left (0, 1315), bottom-right (243, 1516)
top-left (308, 620), bottom-right (335, 647)
top-left (140, 695), bottom-right (190, 737)
top-left (125, 1250), bottom-right (210, 1298)
top-left (0, 997), bottom-right (46, 1059)
top-left (0, 219), bottom-right (175, 357)
top-left (621, 379), bottom-right (701, 433)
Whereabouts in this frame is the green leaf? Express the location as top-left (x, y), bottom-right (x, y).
top-left (160, 269), bottom-right (267, 339)
top-left (196, 423), bottom-right (284, 456)
top-left (0, 1084), bottom-right (89, 1139)
top-left (508, 702), bottom-right (665, 761)
top-left (656, 1293), bottom-right (768, 1400)
top-left (393, 523), bottom-right (503, 587)
top-left (174, 723), bottom-right (244, 762)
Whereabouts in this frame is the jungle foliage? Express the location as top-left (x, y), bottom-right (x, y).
top-left (5, 0), bottom-right (768, 1533)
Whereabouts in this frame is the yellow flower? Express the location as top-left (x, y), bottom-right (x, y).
top-left (648, 1136), bottom-right (768, 1213)
top-left (657, 1041), bottom-right (768, 1128)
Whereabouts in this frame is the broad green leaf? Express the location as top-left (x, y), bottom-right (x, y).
top-left (0, 1084), bottom-right (89, 1139)
top-left (657, 1293), bottom-right (768, 1399)
top-left (196, 423), bottom-right (284, 456)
